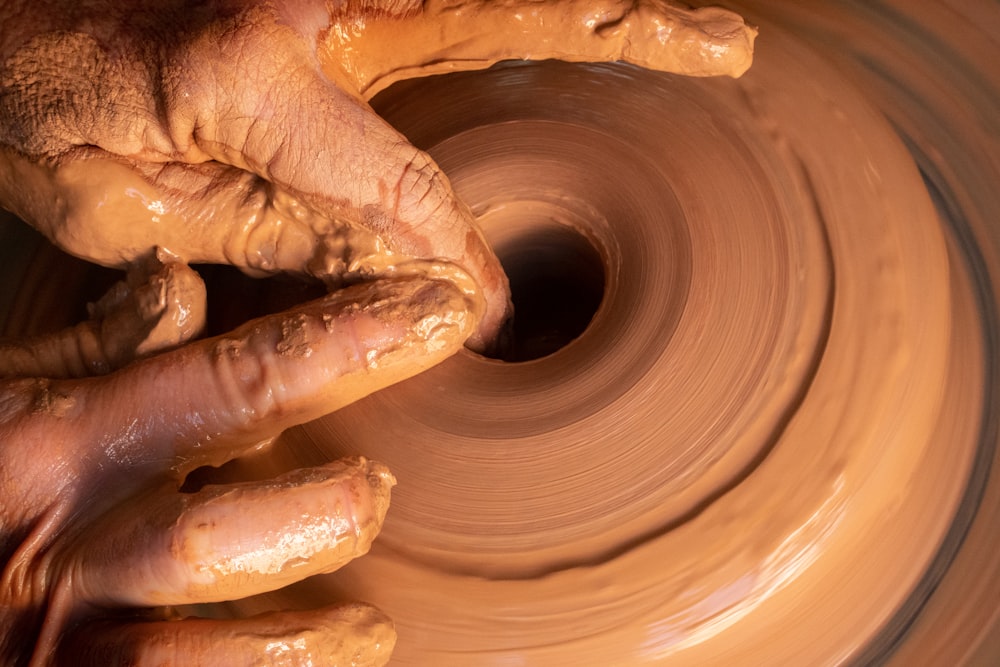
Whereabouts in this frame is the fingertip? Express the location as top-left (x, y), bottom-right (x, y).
top-left (364, 458), bottom-right (397, 533)
top-left (450, 231), bottom-right (513, 355)
top-left (81, 274), bottom-right (480, 470)
top-left (466, 283), bottom-right (513, 356)
top-left (328, 275), bottom-right (481, 382)
top-left (78, 458), bottom-right (397, 608)
top-left (61, 604), bottom-right (396, 667)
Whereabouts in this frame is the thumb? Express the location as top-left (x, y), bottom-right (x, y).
top-left (162, 15), bottom-right (511, 351)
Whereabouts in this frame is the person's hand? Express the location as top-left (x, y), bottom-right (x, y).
top-left (0, 0), bottom-right (755, 664)
top-left (0, 0), bottom-right (755, 353)
top-left (0, 267), bottom-right (481, 665)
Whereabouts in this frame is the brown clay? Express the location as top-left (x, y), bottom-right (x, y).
top-left (1, 0), bottom-right (999, 665)
top-left (230, 2), bottom-right (995, 665)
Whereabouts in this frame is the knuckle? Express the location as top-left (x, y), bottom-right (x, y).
top-left (235, 195), bottom-right (316, 274)
top-left (0, 32), bottom-right (96, 153)
top-left (209, 338), bottom-right (268, 430)
top-left (209, 328), bottom-right (292, 434)
top-left (390, 147), bottom-right (449, 227)
top-left (170, 498), bottom-right (211, 570)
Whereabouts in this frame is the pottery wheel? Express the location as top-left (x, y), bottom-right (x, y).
top-left (1, 1), bottom-right (998, 664)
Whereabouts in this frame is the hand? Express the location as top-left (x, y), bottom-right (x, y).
top-left (0, 0), bottom-right (755, 352)
top-left (0, 270), bottom-right (480, 666)
top-left (0, 0), bottom-right (755, 664)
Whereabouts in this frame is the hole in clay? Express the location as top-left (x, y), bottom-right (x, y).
top-left (488, 223), bottom-right (605, 362)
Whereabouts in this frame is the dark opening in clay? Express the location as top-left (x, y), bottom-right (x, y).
top-left (489, 223), bottom-right (605, 362)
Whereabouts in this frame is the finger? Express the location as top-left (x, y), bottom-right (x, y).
top-left (60, 603), bottom-right (395, 667)
top-left (74, 458), bottom-right (394, 607)
top-left (151, 12), bottom-right (510, 350)
top-left (323, 0), bottom-right (758, 98)
top-left (0, 250), bottom-right (205, 379)
top-left (134, 154), bottom-right (510, 354)
top-left (0, 11), bottom-right (510, 352)
top-left (0, 149), bottom-right (379, 282)
top-left (2, 122), bottom-right (508, 352)
top-left (72, 271), bottom-right (479, 470)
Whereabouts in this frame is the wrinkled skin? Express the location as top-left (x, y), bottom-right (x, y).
top-left (0, 273), bottom-right (481, 666)
top-left (0, 0), bottom-right (755, 664)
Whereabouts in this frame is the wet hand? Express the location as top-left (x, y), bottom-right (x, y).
top-left (0, 0), bottom-right (754, 352)
top-left (0, 274), bottom-right (479, 666)
top-left (0, 1), bottom-right (755, 663)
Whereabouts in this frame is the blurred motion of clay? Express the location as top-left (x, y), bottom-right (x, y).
top-left (1, 0), bottom-right (999, 665)
top-left (275, 2), bottom-right (998, 664)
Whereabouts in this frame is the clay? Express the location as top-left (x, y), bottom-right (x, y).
top-left (219, 4), bottom-right (991, 666)
top-left (1, 0), bottom-right (999, 665)
top-left (0, 150), bottom-right (395, 286)
top-left (321, 0), bottom-right (757, 98)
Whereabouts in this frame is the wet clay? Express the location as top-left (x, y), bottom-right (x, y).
top-left (227, 4), bottom-right (991, 666)
top-left (0, 149), bottom-right (395, 283)
top-left (2, 0), bottom-right (999, 665)
top-left (59, 603), bottom-right (395, 667)
top-left (321, 0), bottom-right (757, 98)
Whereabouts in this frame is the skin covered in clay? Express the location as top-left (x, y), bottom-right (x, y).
top-left (0, 0), bottom-right (753, 354)
top-left (59, 604), bottom-right (396, 666)
top-left (0, 272), bottom-right (481, 666)
top-left (0, 2), bottom-right (757, 663)
top-left (322, 0), bottom-right (756, 99)
top-left (0, 249), bottom-right (207, 379)
top-left (0, 2), bottom-right (753, 663)
top-left (0, 0), bottom-right (511, 353)
top-left (210, 3), bottom-right (994, 666)
top-left (3, 0), bottom-right (998, 664)
top-left (79, 459), bottom-right (396, 608)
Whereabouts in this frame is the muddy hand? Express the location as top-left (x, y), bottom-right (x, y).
top-left (0, 250), bottom-right (207, 380)
top-left (327, 0), bottom-right (756, 98)
top-left (0, 274), bottom-right (480, 666)
top-left (0, 0), bottom-right (754, 353)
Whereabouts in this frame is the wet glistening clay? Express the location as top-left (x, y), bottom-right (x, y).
top-left (2, 0), bottom-right (999, 665)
